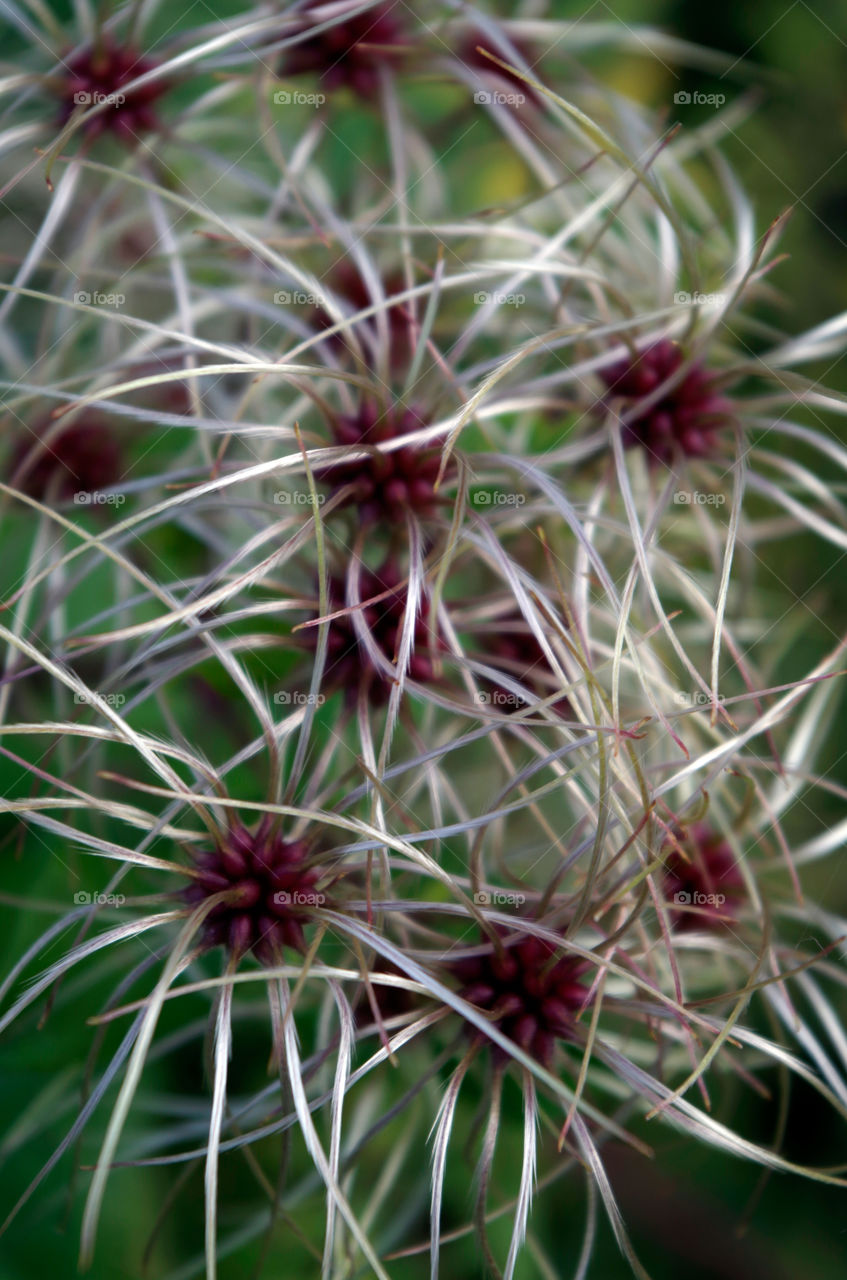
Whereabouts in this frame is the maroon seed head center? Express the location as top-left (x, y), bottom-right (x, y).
top-left (182, 821), bottom-right (324, 961)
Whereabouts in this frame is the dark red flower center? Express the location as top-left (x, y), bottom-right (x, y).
top-left (449, 929), bottom-right (587, 1067)
top-left (182, 821), bottom-right (326, 961)
top-left (58, 41), bottom-right (167, 140)
top-left (282, 2), bottom-right (406, 98)
top-left (600, 339), bottom-right (733, 463)
top-left (662, 822), bottom-right (744, 929)
top-left (315, 402), bottom-right (446, 524)
top-left (9, 414), bottom-right (122, 501)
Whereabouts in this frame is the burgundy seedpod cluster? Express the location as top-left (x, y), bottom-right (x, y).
top-left (662, 821), bottom-right (744, 929)
top-left (600, 339), bottom-right (733, 464)
top-left (450, 927), bottom-right (588, 1067)
top-left (182, 819), bottom-right (325, 961)
top-left (9, 413), bottom-right (122, 501)
top-left (315, 401), bottom-right (445, 524)
top-left (282, 1), bottom-right (407, 98)
top-left (58, 40), bottom-right (168, 140)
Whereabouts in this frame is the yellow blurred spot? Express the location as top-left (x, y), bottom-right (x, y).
top-left (604, 59), bottom-right (671, 107)
top-left (473, 148), bottom-right (531, 204)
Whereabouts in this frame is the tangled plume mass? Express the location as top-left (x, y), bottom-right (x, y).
top-left (0, 2), bottom-right (846, 1278)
